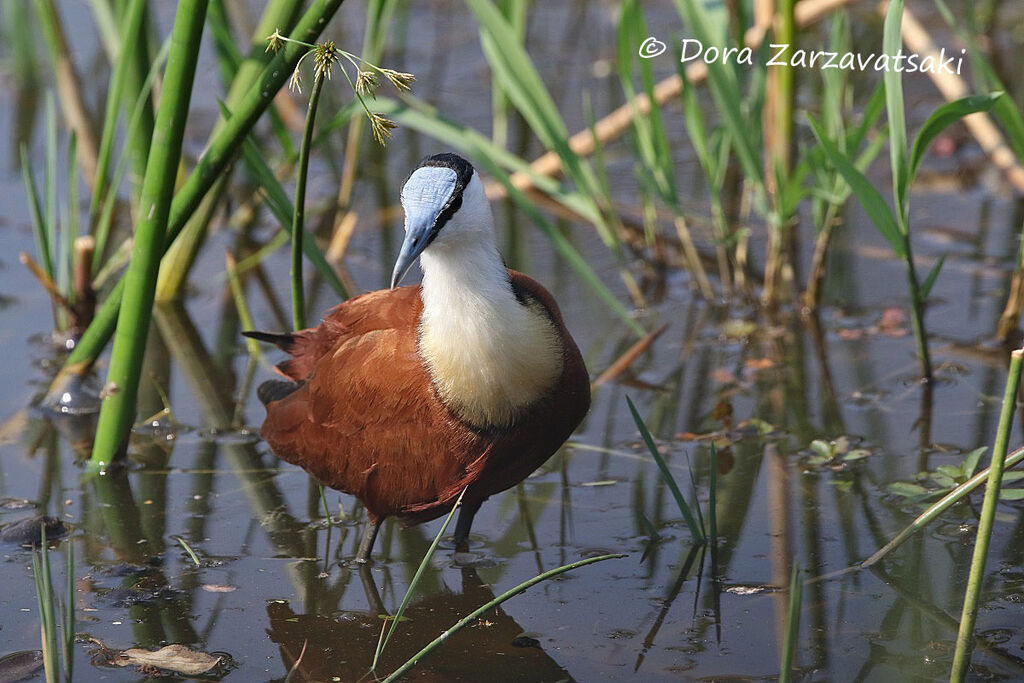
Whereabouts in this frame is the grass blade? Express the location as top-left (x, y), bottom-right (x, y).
top-left (20, 145), bottom-right (54, 281)
top-left (373, 487), bottom-right (467, 669)
top-left (883, 0), bottom-right (908, 222)
top-left (235, 120), bottom-right (349, 301)
top-left (780, 564), bottom-right (802, 682)
top-left (466, 0), bottom-right (616, 248)
top-left (62, 539), bottom-right (74, 682)
top-left (808, 114), bottom-right (906, 258)
top-left (382, 553), bottom-right (625, 682)
top-left (626, 396), bottom-right (704, 543)
top-left (920, 253), bottom-right (947, 300)
top-left (863, 446), bottom-right (1024, 568)
top-left (32, 527), bottom-right (57, 683)
top-left (92, 35), bottom-right (173, 273)
top-left (908, 92), bottom-right (1004, 182)
top-left (89, 0), bottom-right (147, 229)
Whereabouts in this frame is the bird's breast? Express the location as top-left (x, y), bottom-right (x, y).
top-left (417, 296), bottom-right (564, 431)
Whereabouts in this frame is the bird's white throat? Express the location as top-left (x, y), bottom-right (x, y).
top-left (418, 241), bottom-right (563, 429)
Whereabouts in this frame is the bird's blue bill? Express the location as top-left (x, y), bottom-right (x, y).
top-left (391, 166), bottom-right (459, 288)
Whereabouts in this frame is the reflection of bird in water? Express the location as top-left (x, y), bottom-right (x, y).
top-left (245, 153), bottom-right (590, 562)
top-left (265, 566), bottom-right (574, 682)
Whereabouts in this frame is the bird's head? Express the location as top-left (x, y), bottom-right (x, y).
top-left (391, 152), bottom-right (490, 288)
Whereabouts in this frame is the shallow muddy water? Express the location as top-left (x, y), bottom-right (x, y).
top-left (2, 1), bottom-right (1024, 681)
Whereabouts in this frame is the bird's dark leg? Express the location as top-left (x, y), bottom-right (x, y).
top-left (453, 499), bottom-right (483, 550)
top-left (358, 565), bottom-right (387, 616)
top-left (356, 519), bottom-right (381, 563)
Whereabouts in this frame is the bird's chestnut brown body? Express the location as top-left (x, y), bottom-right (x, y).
top-left (258, 271), bottom-right (590, 527)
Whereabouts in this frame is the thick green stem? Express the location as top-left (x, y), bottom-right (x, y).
top-left (48, 0), bottom-right (346, 403)
top-left (154, 0), bottom-right (305, 301)
top-left (89, 0), bottom-right (147, 228)
top-left (292, 70), bottom-right (326, 331)
top-left (89, 0), bottom-right (209, 468)
top-left (905, 243), bottom-right (932, 381)
top-left (950, 349), bottom-right (1024, 680)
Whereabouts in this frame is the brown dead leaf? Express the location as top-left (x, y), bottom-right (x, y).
top-left (744, 358), bottom-right (775, 371)
top-left (712, 368), bottom-right (737, 385)
top-left (114, 644), bottom-right (221, 676)
top-left (878, 307), bottom-right (907, 330)
top-left (838, 328), bottom-right (864, 340)
top-left (712, 399), bottom-right (733, 427)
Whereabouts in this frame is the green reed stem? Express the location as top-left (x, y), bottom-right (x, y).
top-left (950, 348), bottom-right (1024, 680)
top-left (173, 534), bottom-right (202, 566)
top-left (21, 145), bottom-right (54, 281)
top-left (89, 0), bottom-right (146, 230)
top-left (382, 553), bottom-right (625, 682)
top-left (89, 0), bottom-right (209, 469)
top-left (155, 0), bottom-right (305, 302)
top-left (373, 487), bottom-right (467, 670)
top-left (49, 0), bottom-right (346, 401)
top-left (780, 563), bottom-right (802, 683)
top-left (62, 537), bottom-right (73, 682)
top-left (291, 70), bottom-right (326, 331)
top-left (32, 527), bottom-right (57, 683)
top-left (862, 446), bottom-right (1024, 568)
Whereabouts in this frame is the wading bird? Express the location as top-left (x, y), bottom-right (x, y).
top-left (244, 153), bottom-right (590, 562)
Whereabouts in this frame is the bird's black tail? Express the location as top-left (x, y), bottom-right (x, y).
top-left (256, 379), bottom-right (303, 406)
top-left (241, 330), bottom-right (297, 351)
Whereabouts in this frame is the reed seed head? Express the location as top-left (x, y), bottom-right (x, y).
top-left (265, 28), bottom-right (285, 53)
top-left (355, 70), bottom-right (379, 97)
top-left (369, 113), bottom-right (397, 146)
top-left (381, 68), bottom-right (415, 92)
top-left (313, 41), bottom-right (338, 82)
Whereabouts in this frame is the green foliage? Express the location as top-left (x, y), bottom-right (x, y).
top-left (627, 396), bottom-right (706, 544)
top-left (90, 0), bottom-right (210, 468)
top-left (887, 447), bottom-right (1024, 503)
top-left (780, 564), bottom-right (801, 683)
top-left (381, 552), bottom-right (625, 682)
top-left (466, 0), bottom-right (618, 250)
top-left (31, 529), bottom-right (74, 683)
top-left (372, 488), bottom-right (467, 670)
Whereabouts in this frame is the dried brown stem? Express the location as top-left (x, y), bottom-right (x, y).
top-left (898, 3), bottom-right (1024, 192)
top-left (484, 0), bottom-right (858, 200)
top-left (72, 236), bottom-right (97, 331)
top-left (20, 251), bottom-right (73, 314)
top-left (592, 325), bottom-right (669, 389)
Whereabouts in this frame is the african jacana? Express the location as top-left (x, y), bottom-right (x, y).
top-left (244, 152), bottom-right (590, 562)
